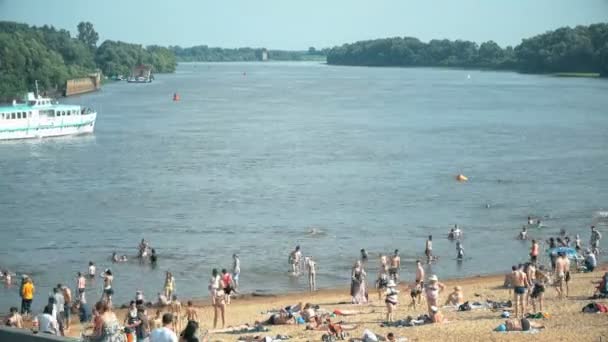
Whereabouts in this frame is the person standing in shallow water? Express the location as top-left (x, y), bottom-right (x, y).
top-left (306, 256), bottom-right (317, 292)
top-left (232, 254), bottom-right (241, 292)
top-left (425, 236), bottom-right (433, 262)
top-left (389, 250), bottom-right (400, 281)
top-left (289, 245), bottom-right (302, 275)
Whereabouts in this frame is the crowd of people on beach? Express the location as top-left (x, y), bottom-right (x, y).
top-left (1, 219), bottom-right (606, 341)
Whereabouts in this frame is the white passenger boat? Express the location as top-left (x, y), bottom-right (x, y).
top-left (0, 92), bottom-right (97, 140)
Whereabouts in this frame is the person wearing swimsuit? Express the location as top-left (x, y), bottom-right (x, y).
top-left (512, 266), bottom-right (529, 318)
top-left (384, 280), bottom-right (399, 322)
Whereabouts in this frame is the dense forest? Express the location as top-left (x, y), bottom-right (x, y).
top-left (170, 45), bottom-right (327, 62)
top-left (0, 21), bottom-right (177, 100)
top-left (327, 23), bottom-right (608, 76)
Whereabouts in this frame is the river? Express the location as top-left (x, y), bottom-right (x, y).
top-left (1, 62), bottom-right (607, 310)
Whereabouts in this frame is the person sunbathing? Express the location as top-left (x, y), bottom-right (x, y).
top-left (261, 312), bottom-right (295, 325)
top-left (444, 286), bottom-right (464, 306)
top-left (497, 318), bottom-right (544, 332)
top-left (348, 329), bottom-right (397, 342)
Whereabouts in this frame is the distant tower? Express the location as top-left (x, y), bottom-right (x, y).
top-left (261, 48), bottom-right (269, 61)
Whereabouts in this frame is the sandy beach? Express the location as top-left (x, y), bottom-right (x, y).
top-left (52, 266), bottom-right (608, 342)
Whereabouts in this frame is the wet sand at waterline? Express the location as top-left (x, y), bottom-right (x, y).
top-left (53, 267), bottom-right (608, 341)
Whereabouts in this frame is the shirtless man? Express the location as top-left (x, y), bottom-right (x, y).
top-left (185, 301), bottom-right (198, 322)
top-left (170, 295), bottom-right (182, 332)
top-left (101, 269), bottom-right (114, 305)
top-left (425, 236), bottom-right (433, 262)
top-left (389, 250), bottom-right (400, 281)
top-left (512, 265), bottom-right (529, 318)
top-left (554, 252), bottom-right (569, 299)
top-left (411, 260), bottom-right (425, 307)
top-left (289, 246), bottom-right (302, 275)
top-left (306, 256), bottom-right (317, 292)
top-left (519, 226), bottom-right (528, 240)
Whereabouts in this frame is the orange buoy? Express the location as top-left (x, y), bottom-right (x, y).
top-left (456, 174), bottom-right (468, 182)
top-left (173, 93), bottom-right (180, 101)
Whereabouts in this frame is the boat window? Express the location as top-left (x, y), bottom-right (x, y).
top-left (11, 113), bottom-right (15, 119)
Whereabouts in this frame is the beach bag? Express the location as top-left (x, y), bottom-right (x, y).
top-left (458, 302), bottom-right (471, 311)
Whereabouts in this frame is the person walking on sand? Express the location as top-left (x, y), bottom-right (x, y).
top-left (384, 280), bottom-right (399, 322)
top-left (554, 252), bottom-right (570, 299)
top-left (425, 275), bottom-right (445, 315)
top-left (208, 269), bottom-right (221, 305)
top-left (289, 245), bottom-right (302, 275)
top-left (351, 260), bottom-right (368, 304)
top-left (530, 240), bottom-right (539, 264)
top-left (212, 287), bottom-right (226, 329)
top-left (306, 256), bottom-right (317, 292)
top-left (376, 265), bottom-right (389, 300)
top-left (512, 265), bottom-right (529, 318)
top-left (590, 226), bottom-right (602, 255)
top-left (389, 249), bottom-right (400, 281)
top-left (185, 301), bottom-right (198, 322)
top-left (170, 295), bottom-right (182, 332)
top-left (413, 260), bottom-right (425, 304)
top-left (232, 254), bottom-right (241, 292)
top-left (425, 236), bottom-right (433, 262)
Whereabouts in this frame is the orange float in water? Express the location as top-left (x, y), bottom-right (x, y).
top-left (456, 174), bottom-right (468, 182)
top-left (173, 93), bottom-right (180, 101)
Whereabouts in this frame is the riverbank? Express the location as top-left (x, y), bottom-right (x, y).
top-left (53, 267), bottom-right (608, 341)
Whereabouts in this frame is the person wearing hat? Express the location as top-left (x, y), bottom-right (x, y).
top-left (445, 285), bottom-right (464, 306)
top-left (384, 280), bottom-right (399, 322)
top-left (425, 275), bottom-right (445, 315)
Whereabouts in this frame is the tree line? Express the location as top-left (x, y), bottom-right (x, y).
top-left (326, 23), bottom-right (608, 76)
top-left (0, 21), bottom-right (177, 100)
top-left (169, 45), bottom-right (328, 62)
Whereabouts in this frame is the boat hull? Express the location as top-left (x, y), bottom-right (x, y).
top-left (0, 113), bottom-right (96, 141)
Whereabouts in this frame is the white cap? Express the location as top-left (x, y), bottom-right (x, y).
top-left (428, 275), bottom-right (438, 282)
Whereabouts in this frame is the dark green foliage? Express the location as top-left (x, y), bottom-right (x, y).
top-left (0, 21), bottom-right (178, 100)
top-left (77, 21), bottom-right (99, 51)
top-left (95, 41), bottom-right (177, 76)
top-left (327, 23), bottom-right (608, 76)
top-left (169, 45), bottom-right (326, 62)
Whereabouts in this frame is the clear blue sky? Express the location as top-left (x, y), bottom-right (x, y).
top-left (1, 0), bottom-right (607, 49)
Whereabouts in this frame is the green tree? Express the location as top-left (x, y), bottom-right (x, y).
top-left (77, 21), bottom-right (99, 51)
